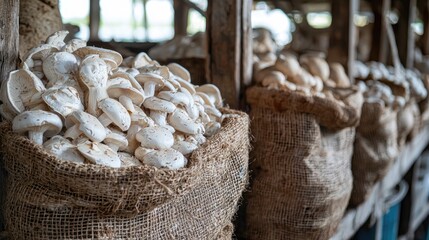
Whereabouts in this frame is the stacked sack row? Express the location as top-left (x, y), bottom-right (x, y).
top-left (0, 31), bottom-right (250, 239)
top-left (244, 32), bottom-right (429, 238)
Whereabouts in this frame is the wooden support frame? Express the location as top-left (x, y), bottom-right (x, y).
top-left (174, 0), bottom-right (189, 37)
top-left (89, 0), bottom-right (100, 41)
top-left (369, 0), bottom-right (391, 63)
top-left (394, 0), bottom-right (416, 68)
top-left (327, 0), bottom-right (359, 83)
top-left (420, 0), bottom-right (429, 55)
top-left (206, 0), bottom-right (252, 109)
top-left (0, 0), bottom-right (19, 232)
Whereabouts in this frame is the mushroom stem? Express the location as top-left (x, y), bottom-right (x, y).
top-left (28, 130), bottom-right (44, 145)
top-left (144, 82), bottom-right (156, 98)
top-left (119, 96), bottom-right (135, 112)
top-left (64, 125), bottom-right (81, 140)
top-left (87, 87), bottom-right (108, 116)
top-left (150, 110), bottom-right (167, 126)
top-left (98, 113), bottom-right (113, 126)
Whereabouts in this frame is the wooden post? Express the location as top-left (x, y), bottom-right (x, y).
top-left (369, 0), bottom-right (391, 63)
top-left (327, 0), bottom-right (359, 83)
top-left (420, 0), bottom-right (429, 55)
top-left (206, 0), bottom-right (252, 109)
top-left (0, 0), bottom-right (19, 231)
top-left (89, 0), bottom-right (100, 41)
top-left (174, 0), bottom-right (189, 37)
top-left (394, 0), bottom-right (416, 68)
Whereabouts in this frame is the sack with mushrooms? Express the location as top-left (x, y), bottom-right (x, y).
top-left (0, 31), bottom-right (249, 239)
top-left (245, 53), bottom-right (363, 240)
top-left (349, 61), bottom-right (427, 206)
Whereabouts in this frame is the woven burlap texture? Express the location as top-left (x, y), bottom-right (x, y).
top-left (350, 101), bottom-right (399, 206)
top-left (245, 87), bottom-right (362, 240)
top-left (1, 109), bottom-right (249, 239)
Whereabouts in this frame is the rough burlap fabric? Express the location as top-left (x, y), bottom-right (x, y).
top-left (19, 0), bottom-right (63, 56)
top-left (349, 101), bottom-right (399, 206)
top-left (245, 87), bottom-right (362, 240)
top-left (1, 109), bottom-right (249, 239)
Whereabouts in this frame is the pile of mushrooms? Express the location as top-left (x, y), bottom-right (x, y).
top-left (253, 52), bottom-right (351, 99)
top-left (0, 31), bottom-right (225, 170)
top-left (148, 32), bottom-right (206, 61)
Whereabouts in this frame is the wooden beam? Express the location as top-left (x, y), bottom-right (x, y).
top-left (89, 0), bottom-right (100, 41)
top-left (241, 0), bottom-right (253, 91)
top-left (206, 0), bottom-right (252, 109)
top-left (369, 0), bottom-right (391, 63)
top-left (174, 0), bottom-right (189, 37)
top-left (0, 0), bottom-right (19, 232)
top-left (419, 0), bottom-right (429, 55)
top-left (181, 0), bottom-right (206, 17)
top-left (327, 0), bottom-right (359, 83)
top-left (394, 0), bottom-right (416, 68)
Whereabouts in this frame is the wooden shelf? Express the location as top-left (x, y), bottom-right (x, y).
top-left (331, 125), bottom-right (429, 240)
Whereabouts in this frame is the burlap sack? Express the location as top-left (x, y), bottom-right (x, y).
top-left (245, 87), bottom-right (362, 240)
top-left (1, 109), bottom-right (249, 239)
top-left (19, 0), bottom-right (63, 56)
top-left (350, 101), bottom-right (399, 206)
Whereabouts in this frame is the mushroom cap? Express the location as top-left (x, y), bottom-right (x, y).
top-left (143, 97), bottom-right (176, 113)
top-left (2, 69), bottom-right (46, 114)
top-left (62, 39), bottom-right (87, 53)
top-left (300, 56), bottom-right (330, 81)
top-left (77, 140), bottom-right (121, 168)
top-left (42, 86), bottom-right (84, 117)
top-left (196, 84), bottom-right (223, 108)
top-left (132, 52), bottom-right (155, 68)
top-left (329, 63), bottom-right (351, 88)
top-left (73, 46), bottom-right (123, 68)
top-left (45, 30), bottom-right (69, 49)
top-left (143, 148), bottom-right (186, 170)
top-left (66, 110), bottom-right (107, 142)
top-left (78, 54), bottom-right (109, 88)
top-left (135, 72), bottom-right (165, 86)
top-left (158, 91), bottom-right (190, 106)
top-left (135, 126), bottom-right (174, 149)
top-left (118, 152), bottom-right (142, 167)
top-left (104, 129), bottom-right (128, 151)
top-left (43, 135), bottom-right (85, 164)
top-left (168, 108), bottom-right (204, 135)
top-left (12, 110), bottom-right (63, 137)
top-left (274, 54), bottom-right (301, 77)
top-left (107, 82), bottom-right (145, 106)
top-left (171, 140), bottom-right (198, 155)
top-left (21, 44), bottom-right (59, 68)
top-left (98, 98), bottom-right (131, 131)
top-left (167, 63), bottom-right (191, 82)
top-left (175, 77), bottom-right (196, 95)
top-left (43, 52), bottom-right (79, 86)
top-left (110, 71), bottom-right (144, 94)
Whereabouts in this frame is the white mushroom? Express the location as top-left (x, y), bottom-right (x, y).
top-left (135, 73), bottom-right (170, 98)
top-left (45, 30), bottom-right (68, 49)
top-left (143, 96), bottom-right (176, 113)
top-left (77, 140), bottom-right (121, 168)
top-left (135, 126), bottom-right (174, 149)
top-left (107, 79), bottom-right (145, 106)
top-left (142, 148), bottom-right (186, 170)
top-left (42, 86), bottom-right (84, 118)
top-left (62, 39), bottom-right (87, 53)
top-left (171, 140), bottom-right (198, 155)
top-left (78, 54), bottom-right (109, 115)
top-left (73, 46), bottom-right (123, 70)
top-left (195, 84), bottom-right (223, 108)
top-left (64, 110), bottom-right (106, 143)
top-left (167, 63), bottom-right (191, 82)
top-left (168, 108), bottom-right (204, 135)
top-left (1, 69), bottom-right (46, 115)
top-left (43, 135), bottom-right (85, 164)
top-left (12, 110), bottom-right (63, 145)
top-left (98, 98), bottom-right (131, 131)
top-left (118, 152), bottom-right (142, 167)
top-left (124, 125), bottom-right (142, 154)
top-left (43, 52), bottom-right (79, 87)
top-left (104, 129), bottom-right (128, 152)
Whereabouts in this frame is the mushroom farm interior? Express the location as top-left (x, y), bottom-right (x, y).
top-left (1, 0), bottom-right (429, 239)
